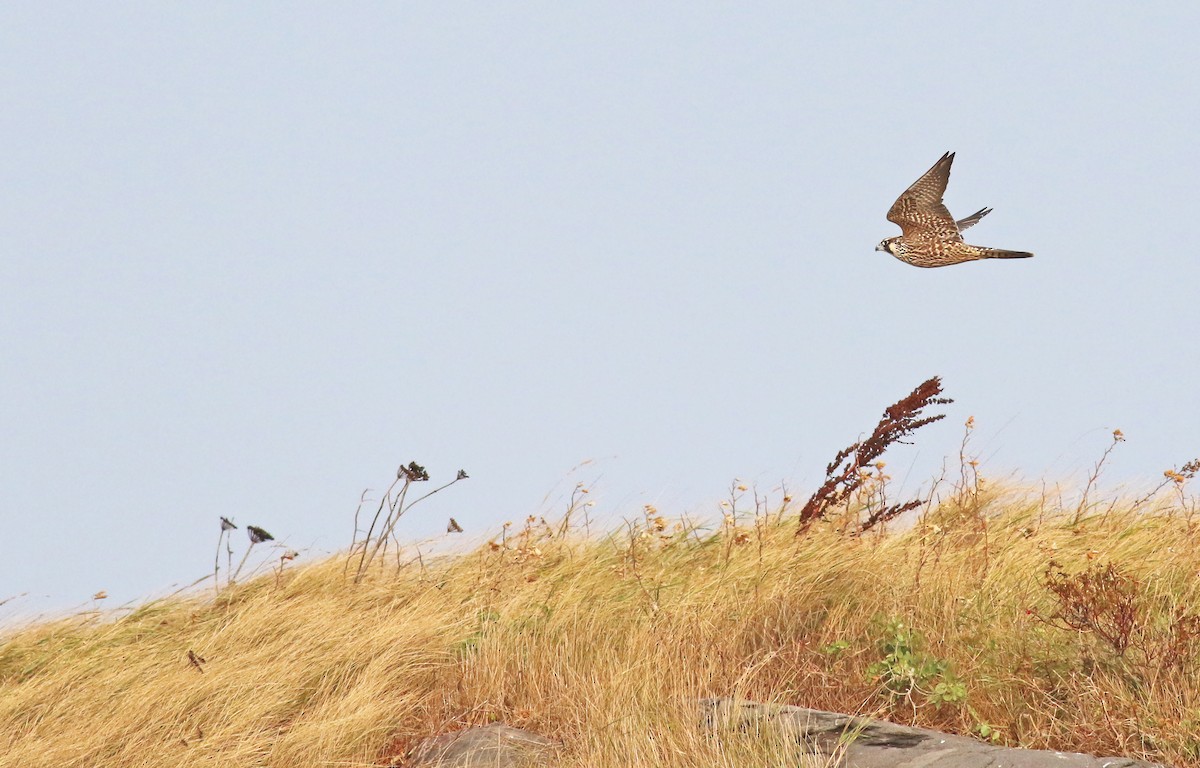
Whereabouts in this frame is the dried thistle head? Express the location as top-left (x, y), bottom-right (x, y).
top-left (457, 469), bottom-right (469, 480)
top-left (220, 516), bottom-right (237, 531)
top-left (247, 525), bottom-right (274, 544)
top-left (447, 517), bottom-right (463, 533)
top-left (399, 462), bottom-right (430, 482)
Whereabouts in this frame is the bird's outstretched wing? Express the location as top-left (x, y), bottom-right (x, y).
top-left (886, 152), bottom-right (961, 241)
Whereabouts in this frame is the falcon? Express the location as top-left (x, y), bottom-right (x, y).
top-left (876, 152), bottom-right (1033, 268)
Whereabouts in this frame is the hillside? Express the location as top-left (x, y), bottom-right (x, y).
top-left (2, 478), bottom-right (1198, 767)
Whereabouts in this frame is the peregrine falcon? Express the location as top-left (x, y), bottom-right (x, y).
top-left (877, 152), bottom-right (1033, 268)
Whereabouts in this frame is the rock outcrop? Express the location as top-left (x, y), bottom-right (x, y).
top-left (405, 722), bottom-right (555, 767)
top-left (401, 698), bottom-right (1171, 767)
top-left (701, 697), bottom-right (1169, 768)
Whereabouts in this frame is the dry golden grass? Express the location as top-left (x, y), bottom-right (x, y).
top-left (2, 486), bottom-right (1200, 767)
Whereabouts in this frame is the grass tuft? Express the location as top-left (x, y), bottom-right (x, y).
top-left (2, 483), bottom-right (1199, 767)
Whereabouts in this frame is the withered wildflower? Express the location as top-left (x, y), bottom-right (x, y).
top-left (399, 462), bottom-right (430, 482)
top-left (352, 461), bottom-right (469, 583)
top-left (798, 376), bottom-right (952, 534)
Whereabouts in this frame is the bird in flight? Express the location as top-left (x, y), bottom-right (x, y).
top-left (876, 152), bottom-right (1033, 268)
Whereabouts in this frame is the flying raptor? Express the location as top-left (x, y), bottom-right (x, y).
top-left (876, 152), bottom-right (1033, 268)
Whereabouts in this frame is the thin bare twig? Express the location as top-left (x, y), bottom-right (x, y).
top-left (354, 464), bottom-right (468, 583)
top-left (1074, 429), bottom-right (1125, 525)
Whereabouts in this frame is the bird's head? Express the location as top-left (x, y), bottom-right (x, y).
top-left (875, 237), bottom-right (900, 255)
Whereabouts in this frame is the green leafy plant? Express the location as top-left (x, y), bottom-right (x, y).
top-left (929, 678), bottom-right (967, 706)
top-left (821, 639), bottom-right (851, 658)
top-left (976, 720), bottom-right (1003, 744)
top-left (867, 619), bottom-right (965, 709)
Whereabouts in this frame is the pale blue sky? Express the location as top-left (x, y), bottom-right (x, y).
top-left (2, 3), bottom-right (1197, 618)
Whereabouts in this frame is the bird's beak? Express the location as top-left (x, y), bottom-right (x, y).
top-left (874, 243), bottom-right (886, 252)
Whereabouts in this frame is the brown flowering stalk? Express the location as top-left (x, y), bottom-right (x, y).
top-left (797, 376), bottom-right (952, 535)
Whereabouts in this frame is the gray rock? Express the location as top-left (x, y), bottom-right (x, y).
top-left (701, 697), bottom-right (1170, 768)
top-left (405, 722), bottom-right (555, 768)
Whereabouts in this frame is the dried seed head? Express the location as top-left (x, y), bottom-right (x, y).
top-left (457, 469), bottom-right (469, 480)
top-left (447, 517), bottom-right (463, 533)
top-left (220, 516), bottom-right (237, 531)
top-left (399, 462), bottom-right (430, 482)
top-left (247, 525), bottom-right (274, 544)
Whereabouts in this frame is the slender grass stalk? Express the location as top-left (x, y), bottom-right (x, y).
top-left (1074, 429), bottom-right (1124, 525)
top-left (3, 478), bottom-right (1199, 766)
top-left (215, 517), bottom-right (237, 596)
top-left (231, 526), bottom-right (274, 583)
top-left (355, 466), bottom-right (467, 583)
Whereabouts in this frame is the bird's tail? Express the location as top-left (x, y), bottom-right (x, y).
top-left (955, 207), bottom-right (992, 232)
top-left (978, 247), bottom-right (1033, 259)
